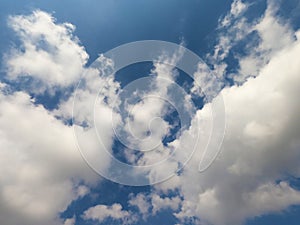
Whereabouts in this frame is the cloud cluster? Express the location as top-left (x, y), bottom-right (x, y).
top-left (5, 10), bottom-right (88, 94)
top-left (199, 0), bottom-right (296, 99)
top-left (0, 10), bottom-right (118, 225)
top-left (174, 33), bottom-right (300, 223)
top-left (1, 1), bottom-right (300, 225)
top-left (128, 192), bottom-right (181, 219)
top-left (153, 1), bottom-right (300, 224)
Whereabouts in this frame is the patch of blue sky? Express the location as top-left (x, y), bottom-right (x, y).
top-left (246, 205), bottom-right (300, 225)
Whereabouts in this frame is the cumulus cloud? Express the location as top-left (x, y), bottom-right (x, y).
top-left (237, 0), bottom-right (295, 82)
top-left (82, 203), bottom-right (135, 224)
top-left (98, 3), bottom-right (300, 224)
top-left (171, 15), bottom-right (300, 225)
top-left (4, 10), bottom-right (88, 94)
top-left (112, 45), bottom-right (196, 185)
top-left (2, 1), bottom-right (300, 225)
top-left (141, 1), bottom-right (300, 225)
top-left (120, 46), bottom-right (185, 153)
top-left (129, 193), bottom-right (151, 220)
top-left (0, 11), bottom-right (118, 225)
top-left (199, 0), bottom-right (296, 97)
top-left (128, 192), bottom-right (181, 219)
top-left (0, 88), bottom-right (97, 225)
top-left (151, 194), bottom-right (181, 215)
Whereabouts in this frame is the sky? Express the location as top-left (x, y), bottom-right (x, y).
top-left (0, 0), bottom-right (300, 225)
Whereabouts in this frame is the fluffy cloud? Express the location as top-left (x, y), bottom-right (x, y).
top-left (0, 11), bottom-right (117, 225)
top-left (141, 1), bottom-right (300, 224)
top-left (120, 46), bottom-right (185, 153)
top-left (2, 1), bottom-right (300, 225)
top-left (4, 10), bottom-right (88, 93)
top-left (89, 2), bottom-right (300, 223)
top-left (237, 0), bottom-right (295, 82)
top-left (82, 203), bottom-right (135, 224)
top-left (129, 193), bottom-right (151, 220)
top-left (63, 217), bottom-right (76, 225)
top-left (171, 15), bottom-right (300, 225)
top-left (209, 0), bottom-right (251, 79)
top-left (151, 194), bottom-right (181, 215)
top-left (203, 0), bottom-right (296, 92)
top-left (0, 87), bottom-right (97, 225)
top-left (128, 192), bottom-right (181, 219)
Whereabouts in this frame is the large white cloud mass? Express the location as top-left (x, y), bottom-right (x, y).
top-left (0, 86), bottom-right (96, 225)
top-left (153, 1), bottom-right (300, 224)
top-left (173, 31), bottom-right (300, 224)
top-left (0, 10), bottom-right (118, 225)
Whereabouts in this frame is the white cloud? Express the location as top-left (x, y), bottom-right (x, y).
top-left (128, 192), bottom-right (181, 218)
top-left (0, 11), bottom-right (119, 225)
top-left (220, 0), bottom-right (248, 27)
top-left (245, 182), bottom-right (300, 216)
top-left (195, 0), bottom-right (297, 97)
top-left (139, 2), bottom-right (300, 225)
top-left (196, 0), bottom-right (253, 98)
top-left (115, 45), bottom-right (195, 184)
top-left (129, 193), bottom-right (151, 220)
top-left (191, 61), bottom-right (223, 100)
top-left (211, 0), bottom-right (250, 66)
top-left (82, 203), bottom-right (135, 224)
top-left (202, 0), bottom-right (296, 92)
top-left (75, 185), bottom-right (90, 198)
top-left (55, 56), bottom-right (121, 180)
top-left (0, 89), bottom-right (99, 225)
top-left (172, 20), bottom-right (300, 225)
top-left (63, 217), bottom-right (76, 225)
top-left (2, 2), bottom-right (300, 225)
top-left (151, 194), bottom-right (181, 215)
top-left (5, 10), bottom-right (88, 94)
top-left (237, 0), bottom-right (295, 83)
top-left (121, 47), bottom-right (185, 153)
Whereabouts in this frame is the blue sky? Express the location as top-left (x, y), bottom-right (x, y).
top-left (1, 1), bottom-right (300, 225)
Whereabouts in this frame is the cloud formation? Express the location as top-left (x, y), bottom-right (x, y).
top-left (1, 1), bottom-right (300, 225)
top-left (0, 10), bottom-right (116, 225)
top-left (0, 86), bottom-right (96, 225)
top-left (82, 203), bottom-right (135, 224)
top-left (5, 10), bottom-right (88, 94)
top-left (156, 2), bottom-right (300, 224)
